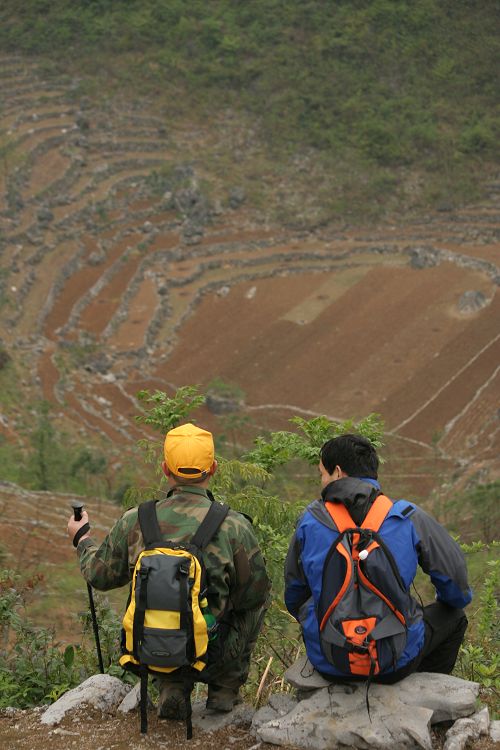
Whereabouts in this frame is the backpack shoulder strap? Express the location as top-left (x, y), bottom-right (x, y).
top-left (191, 501), bottom-right (229, 550)
top-left (138, 500), bottom-right (163, 548)
top-left (324, 502), bottom-right (355, 532)
top-left (325, 493), bottom-right (393, 533)
top-left (360, 494), bottom-right (393, 532)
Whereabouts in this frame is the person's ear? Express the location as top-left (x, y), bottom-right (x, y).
top-left (335, 465), bottom-right (347, 480)
top-left (161, 461), bottom-right (171, 478)
top-left (208, 460), bottom-right (218, 476)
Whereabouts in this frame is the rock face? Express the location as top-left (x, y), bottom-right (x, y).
top-left (253, 656), bottom-right (481, 750)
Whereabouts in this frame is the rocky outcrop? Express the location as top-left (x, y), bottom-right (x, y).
top-left (252, 656), bottom-right (488, 750)
top-left (457, 290), bottom-right (488, 314)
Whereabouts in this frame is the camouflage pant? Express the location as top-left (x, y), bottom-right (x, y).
top-left (158, 605), bottom-right (267, 691)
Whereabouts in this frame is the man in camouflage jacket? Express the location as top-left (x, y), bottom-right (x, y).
top-left (67, 423), bottom-right (271, 719)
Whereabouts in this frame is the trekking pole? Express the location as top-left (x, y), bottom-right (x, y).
top-left (71, 501), bottom-right (105, 674)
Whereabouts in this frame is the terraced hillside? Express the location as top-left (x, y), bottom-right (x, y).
top-left (0, 57), bottom-right (499, 501)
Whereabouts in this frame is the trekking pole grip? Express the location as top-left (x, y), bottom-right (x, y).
top-left (70, 501), bottom-right (90, 548)
top-left (71, 500), bottom-right (85, 522)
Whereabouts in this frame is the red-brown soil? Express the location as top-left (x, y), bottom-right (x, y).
top-left (0, 55), bottom-right (498, 507)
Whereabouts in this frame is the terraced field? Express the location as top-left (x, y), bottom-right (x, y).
top-left (1, 56), bottom-right (499, 503)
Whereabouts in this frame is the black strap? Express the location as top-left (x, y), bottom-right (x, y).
top-left (365, 657), bottom-right (376, 722)
top-left (133, 567), bottom-right (149, 660)
top-left (138, 500), bottom-right (163, 547)
top-left (183, 667), bottom-right (193, 740)
top-left (138, 498), bottom-right (229, 550)
top-left (178, 559), bottom-right (190, 636)
top-left (140, 664), bottom-right (148, 734)
top-left (73, 522), bottom-right (90, 548)
top-left (208, 489), bottom-right (253, 524)
top-left (191, 502), bottom-right (229, 550)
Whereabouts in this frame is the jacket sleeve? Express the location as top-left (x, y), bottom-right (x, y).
top-left (411, 507), bottom-right (472, 609)
top-left (284, 525), bottom-right (311, 620)
top-left (76, 510), bottom-right (136, 591)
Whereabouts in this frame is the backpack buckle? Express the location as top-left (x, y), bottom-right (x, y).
top-left (360, 529), bottom-right (373, 546)
top-left (351, 643), bottom-right (369, 655)
top-left (178, 561), bottom-right (190, 577)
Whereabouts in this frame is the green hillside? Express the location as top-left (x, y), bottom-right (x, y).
top-left (1, 0), bottom-right (499, 220)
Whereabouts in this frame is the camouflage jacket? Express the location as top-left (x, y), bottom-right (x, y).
top-left (77, 485), bottom-right (271, 618)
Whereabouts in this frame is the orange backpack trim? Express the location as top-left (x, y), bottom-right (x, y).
top-left (324, 493), bottom-right (393, 533)
top-left (320, 543), bottom-right (353, 626)
top-left (319, 494), bottom-right (406, 631)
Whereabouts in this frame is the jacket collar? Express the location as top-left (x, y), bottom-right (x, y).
top-left (165, 484), bottom-right (210, 500)
top-left (321, 476), bottom-right (381, 526)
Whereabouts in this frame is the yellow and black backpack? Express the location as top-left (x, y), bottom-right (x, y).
top-left (119, 498), bottom-right (229, 737)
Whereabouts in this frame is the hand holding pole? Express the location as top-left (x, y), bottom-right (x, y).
top-left (70, 501), bottom-right (104, 674)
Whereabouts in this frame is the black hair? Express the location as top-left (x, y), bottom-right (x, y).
top-left (320, 433), bottom-right (379, 479)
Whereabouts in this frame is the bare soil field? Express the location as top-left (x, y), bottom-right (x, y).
top-left (0, 56), bottom-right (498, 509)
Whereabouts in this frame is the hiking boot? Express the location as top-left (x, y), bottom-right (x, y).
top-left (206, 685), bottom-right (241, 713)
top-left (157, 685), bottom-right (190, 720)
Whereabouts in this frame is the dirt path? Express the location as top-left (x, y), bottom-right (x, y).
top-left (0, 706), bottom-right (281, 750)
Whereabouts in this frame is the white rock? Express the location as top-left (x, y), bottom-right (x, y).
top-left (252, 705), bottom-right (281, 732)
top-left (276, 661), bottom-right (483, 748)
top-left (443, 717), bottom-right (479, 750)
top-left (268, 693), bottom-right (298, 714)
top-left (117, 682), bottom-right (155, 714)
top-left (191, 700), bottom-right (255, 732)
top-left (472, 706), bottom-right (490, 735)
top-left (41, 675), bottom-right (131, 725)
top-left (284, 655), bottom-right (331, 690)
top-left (117, 683), bottom-right (141, 713)
top-left (252, 694), bottom-right (298, 732)
top-left (394, 672), bottom-right (480, 723)
top-left (258, 682), bottom-right (434, 749)
top-left (490, 719), bottom-right (500, 742)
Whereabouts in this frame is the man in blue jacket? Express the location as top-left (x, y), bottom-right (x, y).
top-left (285, 434), bottom-right (472, 682)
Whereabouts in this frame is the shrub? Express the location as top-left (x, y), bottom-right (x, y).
top-left (0, 570), bottom-right (79, 708)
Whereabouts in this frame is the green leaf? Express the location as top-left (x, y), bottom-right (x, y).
top-left (63, 645), bottom-right (75, 669)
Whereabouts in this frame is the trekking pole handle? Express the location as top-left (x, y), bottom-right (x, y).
top-left (70, 501), bottom-right (90, 548)
top-left (71, 500), bottom-right (85, 522)
top-left (69, 501), bottom-right (105, 674)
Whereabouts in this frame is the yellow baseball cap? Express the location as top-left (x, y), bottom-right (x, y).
top-left (164, 423), bottom-right (215, 479)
